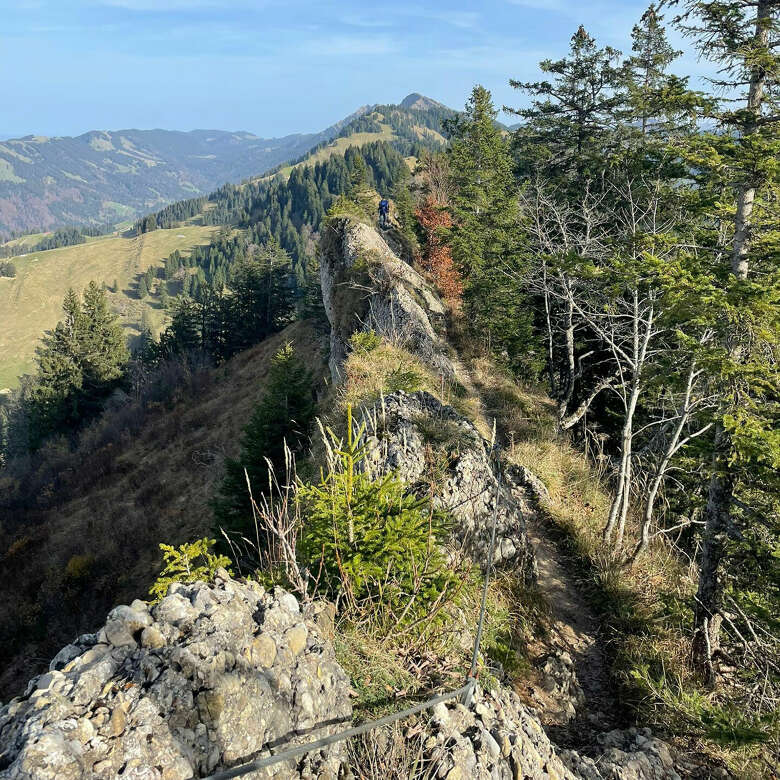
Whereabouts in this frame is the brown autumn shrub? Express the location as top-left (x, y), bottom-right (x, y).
top-left (415, 197), bottom-right (463, 305)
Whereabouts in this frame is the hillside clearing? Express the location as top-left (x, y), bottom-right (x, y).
top-left (0, 225), bottom-right (216, 389)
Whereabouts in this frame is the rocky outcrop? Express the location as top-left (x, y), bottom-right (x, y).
top-left (360, 390), bottom-right (536, 579)
top-left (0, 583), bottom-right (678, 780)
top-left (367, 686), bottom-right (680, 780)
top-left (320, 217), bottom-right (456, 383)
top-left (0, 573), bottom-right (350, 779)
top-left (421, 686), bottom-right (579, 780)
top-left (560, 729), bottom-right (681, 780)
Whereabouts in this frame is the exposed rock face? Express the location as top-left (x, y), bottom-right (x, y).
top-left (376, 687), bottom-right (680, 780)
top-left (0, 573), bottom-right (350, 779)
top-left (560, 729), bottom-right (681, 780)
top-left (422, 686), bottom-right (579, 780)
top-left (320, 217), bottom-right (456, 383)
top-left (360, 390), bottom-right (536, 579)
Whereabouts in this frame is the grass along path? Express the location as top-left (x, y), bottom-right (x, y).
top-left (463, 356), bottom-right (621, 742)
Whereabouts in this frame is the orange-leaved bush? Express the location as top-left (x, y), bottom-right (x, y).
top-left (415, 197), bottom-right (463, 305)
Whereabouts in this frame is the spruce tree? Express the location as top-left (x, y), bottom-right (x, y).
top-left (138, 276), bottom-right (149, 299)
top-left (446, 86), bottom-right (533, 366)
top-left (23, 283), bottom-right (128, 446)
top-left (674, 0), bottom-right (780, 678)
top-left (622, 4), bottom-right (703, 140)
top-left (213, 343), bottom-right (315, 541)
top-left (507, 26), bottom-right (625, 188)
top-left (447, 86), bottom-right (516, 277)
top-left (25, 289), bottom-right (85, 442)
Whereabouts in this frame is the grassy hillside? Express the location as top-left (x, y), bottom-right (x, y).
top-left (0, 225), bottom-right (216, 389)
top-left (269, 125), bottom-right (397, 180)
top-left (0, 319), bottom-right (329, 698)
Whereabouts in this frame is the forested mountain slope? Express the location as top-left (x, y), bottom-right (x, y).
top-left (0, 128), bottom-right (323, 237)
top-left (0, 94), bottom-right (449, 239)
top-left (0, 95), bottom-right (451, 391)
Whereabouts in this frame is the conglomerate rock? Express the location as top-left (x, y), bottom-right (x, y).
top-left (357, 687), bottom-right (681, 780)
top-left (0, 573), bottom-right (351, 779)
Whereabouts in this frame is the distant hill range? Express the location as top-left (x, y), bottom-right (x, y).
top-left (0, 106), bottom-right (375, 239)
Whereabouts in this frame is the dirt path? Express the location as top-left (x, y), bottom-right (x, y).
top-left (464, 367), bottom-right (617, 741)
top-left (524, 513), bottom-right (615, 736)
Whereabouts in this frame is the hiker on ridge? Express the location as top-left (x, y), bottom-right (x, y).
top-left (378, 197), bottom-right (390, 229)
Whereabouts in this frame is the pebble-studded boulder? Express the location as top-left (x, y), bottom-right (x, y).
top-left (359, 390), bottom-right (537, 580)
top-left (370, 686), bottom-right (680, 780)
top-left (0, 572), bottom-right (351, 779)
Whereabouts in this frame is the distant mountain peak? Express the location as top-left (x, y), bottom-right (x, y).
top-left (400, 93), bottom-right (445, 111)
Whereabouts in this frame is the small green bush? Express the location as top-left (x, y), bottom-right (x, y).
top-left (64, 554), bottom-right (95, 583)
top-left (386, 365), bottom-right (425, 394)
top-left (149, 538), bottom-right (231, 603)
top-left (350, 330), bottom-right (382, 354)
top-left (298, 407), bottom-right (460, 629)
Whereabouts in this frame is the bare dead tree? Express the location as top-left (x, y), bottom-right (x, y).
top-left (627, 335), bottom-right (716, 564)
top-left (510, 182), bottom-right (617, 432)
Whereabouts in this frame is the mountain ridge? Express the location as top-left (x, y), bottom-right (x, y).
top-left (0, 95), bottom-right (443, 239)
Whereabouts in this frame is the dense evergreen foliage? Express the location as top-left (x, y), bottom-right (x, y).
top-left (15, 283), bottom-right (129, 449)
top-left (135, 196), bottom-right (207, 234)
top-left (32, 228), bottom-right (86, 252)
top-left (213, 343), bottom-right (315, 542)
top-left (203, 142), bottom-right (410, 267)
top-left (146, 240), bottom-right (298, 366)
top-left (435, 1), bottom-right (779, 751)
top-left (0, 224), bottom-right (115, 259)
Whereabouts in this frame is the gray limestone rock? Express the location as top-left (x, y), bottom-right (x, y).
top-left (358, 390), bottom-right (537, 579)
top-left (0, 580), bottom-right (352, 779)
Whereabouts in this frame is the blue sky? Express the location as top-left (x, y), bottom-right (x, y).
top-left (1, 0), bottom-right (715, 139)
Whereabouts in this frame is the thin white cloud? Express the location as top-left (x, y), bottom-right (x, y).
top-left (341, 8), bottom-right (479, 31)
top-left (506, 0), bottom-right (568, 10)
top-left (98, 0), bottom-right (269, 9)
top-left (339, 14), bottom-right (393, 29)
top-left (304, 34), bottom-right (398, 57)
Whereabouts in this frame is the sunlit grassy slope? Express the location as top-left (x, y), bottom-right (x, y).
top-left (0, 225), bottom-right (216, 388)
top-left (255, 114), bottom-right (436, 183)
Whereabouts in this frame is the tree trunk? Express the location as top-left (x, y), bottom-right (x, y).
top-left (542, 258), bottom-right (557, 397)
top-left (628, 361), bottom-right (705, 565)
top-left (730, 0), bottom-right (769, 281)
top-left (692, 424), bottom-right (733, 684)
